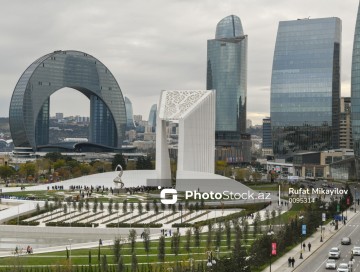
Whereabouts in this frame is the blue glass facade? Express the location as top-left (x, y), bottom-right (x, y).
top-left (148, 104), bottom-right (157, 131)
top-left (125, 97), bottom-right (136, 130)
top-left (262, 117), bottom-right (272, 149)
top-left (207, 15), bottom-right (250, 163)
top-left (9, 50), bottom-right (126, 151)
top-left (271, 18), bottom-right (341, 158)
top-left (352, 2), bottom-right (360, 158)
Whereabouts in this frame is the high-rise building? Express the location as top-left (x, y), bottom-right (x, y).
top-left (262, 117), bottom-right (273, 156)
top-left (339, 97), bottom-right (352, 149)
top-left (125, 97), bottom-right (136, 130)
top-left (352, 1), bottom-right (360, 158)
top-left (271, 18), bottom-right (341, 158)
top-left (207, 15), bottom-right (250, 163)
top-left (9, 50), bottom-right (126, 151)
top-left (148, 104), bottom-right (157, 132)
top-left (55, 113), bottom-right (63, 120)
top-left (246, 119), bottom-right (252, 129)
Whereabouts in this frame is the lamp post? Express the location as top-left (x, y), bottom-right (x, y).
top-left (355, 187), bottom-right (357, 213)
top-left (299, 216), bottom-right (304, 259)
top-left (267, 230), bottom-right (274, 272)
top-left (68, 239), bottom-right (72, 264)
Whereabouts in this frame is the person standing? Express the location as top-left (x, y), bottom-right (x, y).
top-left (291, 257), bottom-right (295, 267)
top-left (288, 257), bottom-right (291, 267)
top-left (308, 242), bottom-right (311, 251)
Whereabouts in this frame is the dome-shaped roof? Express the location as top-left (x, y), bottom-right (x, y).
top-left (215, 15), bottom-right (244, 39)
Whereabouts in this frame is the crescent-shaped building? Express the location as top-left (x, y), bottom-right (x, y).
top-left (9, 50), bottom-right (126, 152)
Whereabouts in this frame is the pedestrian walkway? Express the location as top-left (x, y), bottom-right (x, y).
top-left (263, 209), bottom-right (356, 272)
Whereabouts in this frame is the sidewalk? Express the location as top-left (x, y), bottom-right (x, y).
top-left (262, 209), bottom-right (356, 272)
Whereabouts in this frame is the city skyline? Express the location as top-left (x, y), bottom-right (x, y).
top-left (0, 0), bottom-right (358, 125)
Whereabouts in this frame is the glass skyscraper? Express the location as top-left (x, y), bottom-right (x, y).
top-left (270, 18), bottom-right (341, 158)
top-left (125, 97), bottom-right (136, 130)
top-left (9, 50), bottom-right (126, 151)
top-left (352, 1), bottom-right (360, 158)
top-left (148, 104), bottom-right (157, 131)
top-left (207, 15), bottom-right (250, 163)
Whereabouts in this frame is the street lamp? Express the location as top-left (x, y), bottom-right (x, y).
top-left (267, 230), bottom-right (275, 272)
top-left (299, 215), bottom-right (304, 259)
top-left (68, 239), bottom-right (72, 263)
top-left (355, 187), bottom-right (357, 213)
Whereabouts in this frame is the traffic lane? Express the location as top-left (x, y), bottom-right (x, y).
top-left (295, 212), bottom-right (360, 271)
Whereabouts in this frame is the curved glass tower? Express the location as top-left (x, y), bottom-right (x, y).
top-left (9, 50), bottom-right (126, 151)
top-left (270, 18), bottom-right (341, 158)
top-left (352, 2), bottom-right (360, 158)
top-left (125, 97), bottom-right (136, 130)
top-left (207, 15), bottom-right (249, 163)
top-left (148, 104), bottom-right (157, 130)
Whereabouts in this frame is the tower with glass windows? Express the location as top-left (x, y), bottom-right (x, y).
top-left (207, 15), bottom-right (250, 163)
top-left (9, 50), bottom-right (126, 151)
top-left (352, 2), bottom-right (360, 158)
top-left (270, 18), bottom-right (341, 158)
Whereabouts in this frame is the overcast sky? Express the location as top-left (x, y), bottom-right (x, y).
top-left (0, 0), bottom-right (358, 125)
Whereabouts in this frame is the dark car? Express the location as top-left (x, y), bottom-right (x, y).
top-left (341, 237), bottom-right (351, 245)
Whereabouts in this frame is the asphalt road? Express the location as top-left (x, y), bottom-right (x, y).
top-left (295, 211), bottom-right (360, 272)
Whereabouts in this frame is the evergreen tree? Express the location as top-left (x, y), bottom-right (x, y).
top-left (112, 154), bottom-right (127, 170)
top-left (101, 254), bottom-right (109, 272)
top-left (131, 252), bottom-right (138, 272)
top-left (113, 238), bottom-right (122, 264)
top-left (185, 229), bottom-right (192, 256)
top-left (171, 231), bottom-right (181, 258)
top-left (128, 229), bottom-right (137, 253)
top-left (158, 236), bottom-right (166, 262)
top-left (225, 221), bottom-right (232, 249)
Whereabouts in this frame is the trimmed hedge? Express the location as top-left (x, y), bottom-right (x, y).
top-left (106, 223), bottom-right (162, 228)
top-left (45, 222), bottom-right (98, 227)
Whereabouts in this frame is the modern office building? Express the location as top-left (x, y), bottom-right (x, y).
top-left (339, 97), bottom-right (352, 149)
top-left (352, 1), bottom-right (360, 158)
top-left (148, 104), bottom-right (157, 131)
top-left (271, 18), bottom-right (341, 159)
top-left (9, 50), bottom-right (126, 152)
top-left (207, 15), bottom-right (250, 163)
top-left (262, 117), bottom-right (273, 156)
top-left (125, 97), bottom-right (136, 130)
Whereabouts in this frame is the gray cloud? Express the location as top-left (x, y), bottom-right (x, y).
top-left (0, 0), bottom-right (357, 124)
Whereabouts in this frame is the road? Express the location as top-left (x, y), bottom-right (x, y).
top-left (295, 211), bottom-right (360, 271)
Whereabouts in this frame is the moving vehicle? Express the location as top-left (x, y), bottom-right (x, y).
top-left (329, 247), bottom-right (341, 259)
top-left (341, 237), bottom-right (351, 245)
top-left (325, 259), bottom-right (337, 269)
top-left (352, 246), bottom-right (360, 255)
top-left (337, 263), bottom-right (349, 272)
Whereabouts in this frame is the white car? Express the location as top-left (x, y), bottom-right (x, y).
top-left (337, 263), bottom-right (349, 272)
top-left (325, 259), bottom-right (337, 269)
top-left (329, 247), bottom-right (341, 259)
top-left (353, 246), bottom-right (360, 255)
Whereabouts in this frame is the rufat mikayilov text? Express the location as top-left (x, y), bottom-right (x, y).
top-left (185, 190), bottom-right (271, 200)
top-left (289, 188), bottom-right (348, 196)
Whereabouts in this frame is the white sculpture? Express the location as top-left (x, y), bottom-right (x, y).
top-left (113, 164), bottom-right (124, 188)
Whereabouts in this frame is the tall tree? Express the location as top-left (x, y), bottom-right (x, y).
top-left (158, 236), bottom-right (166, 263)
top-left (171, 231), bottom-right (181, 258)
top-left (113, 238), bottom-right (122, 264)
top-left (185, 229), bottom-right (192, 256)
top-left (112, 154), bottom-right (127, 170)
top-left (128, 229), bottom-right (137, 253)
